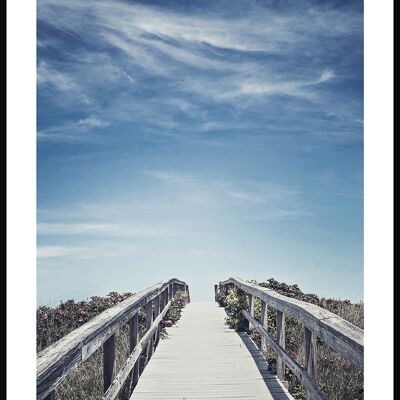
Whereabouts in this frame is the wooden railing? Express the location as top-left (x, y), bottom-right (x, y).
top-left (216, 278), bottom-right (364, 400)
top-left (37, 278), bottom-right (189, 400)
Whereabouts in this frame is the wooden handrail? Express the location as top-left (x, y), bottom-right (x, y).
top-left (37, 278), bottom-right (189, 400)
top-left (218, 277), bottom-right (363, 400)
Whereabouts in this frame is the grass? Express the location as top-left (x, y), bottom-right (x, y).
top-left (217, 278), bottom-right (364, 400)
top-left (37, 290), bottom-right (189, 399)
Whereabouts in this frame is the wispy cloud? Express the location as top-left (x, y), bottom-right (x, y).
top-left (37, 116), bottom-right (111, 142)
top-left (37, 243), bottom-right (137, 259)
top-left (37, 0), bottom-right (362, 143)
top-left (250, 210), bottom-right (305, 221)
top-left (37, 222), bottom-right (171, 237)
top-left (227, 190), bottom-right (266, 203)
top-left (37, 62), bottom-right (92, 105)
top-left (37, 245), bottom-right (90, 258)
top-left (78, 116), bottom-right (110, 128)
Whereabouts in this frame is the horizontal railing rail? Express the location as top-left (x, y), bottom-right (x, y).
top-left (37, 278), bottom-right (189, 400)
top-left (216, 277), bottom-right (364, 400)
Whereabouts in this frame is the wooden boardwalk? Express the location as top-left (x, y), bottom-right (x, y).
top-left (37, 279), bottom-right (363, 400)
top-left (131, 302), bottom-right (293, 400)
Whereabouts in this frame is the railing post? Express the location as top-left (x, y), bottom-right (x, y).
top-left (103, 334), bottom-right (116, 393)
top-left (145, 300), bottom-right (154, 360)
top-left (185, 284), bottom-right (190, 302)
top-left (276, 310), bottom-right (286, 383)
top-left (128, 313), bottom-right (140, 393)
top-left (154, 294), bottom-right (161, 346)
top-left (169, 284), bottom-right (173, 300)
top-left (304, 326), bottom-right (318, 399)
top-left (214, 284), bottom-right (218, 301)
top-left (260, 300), bottom-right (268, 355)
top-left (248, 294), bottom-right (254, 329)
top-left (164, 287), bottom-right (169, 307)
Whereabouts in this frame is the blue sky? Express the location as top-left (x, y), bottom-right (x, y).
top-left (37, 0), bottom-right (363, 304)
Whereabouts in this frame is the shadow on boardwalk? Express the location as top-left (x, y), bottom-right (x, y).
top-left (238, 332), bottom-right (293, 400)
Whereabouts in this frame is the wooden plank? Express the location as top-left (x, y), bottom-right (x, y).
top-left (214, 284), bottom-right (218, 301)
top-left (248, 293), bottom-right (254, 329)
top-left (153, 295), bottom-right (161, 346)
top-left (128, 313), bottom-right (140, 395)
top-left (260, 300), bottom-right (269, 354)
top-left (103, 302), bottom-right (172, 400)
top-left (168, 284), bottom-right (172, 301)
top-left (145, 300), bottom-right (154, 360)
top-left (36, 278), bottom-right (187, 400)
top-left (304, 327), bottom-right (318, 400)
top-left (242, 310), bottom-right (326, 400)
top-left (220, 278), bottom-right (363, 367)
top-left (185, 284), bottom-right (190, 302)
top-left (276, 310), bottom-right (285, 382)
top-left (103, 334), bottom-right (116, 393)
top-left (132, 303), bottom-right (294, 400)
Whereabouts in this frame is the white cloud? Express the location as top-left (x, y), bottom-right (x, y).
top-left (37, 115), bottom-right (111, 142)
top-left (37, 245), bottom-right (89, 258)
top-left (37, 222), bottom-right (170, 237)
top-left (228, 190), bottom-right (266, 203)
top-left (37, 62), bottom-right (91, 104)
top-left (314, 70), bottom-right (335, 84)
top-left (251, 210), bottom-right (304, 221)
top-left (37, 243), bottom-right (137, 259)
top-left (142, 170), bottom-right (196, 185)
top-left (78, 116), bottom-right (110, 128)
top-left (38, 0), bottom-right (355, 109)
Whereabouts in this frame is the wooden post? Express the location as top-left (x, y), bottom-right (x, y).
top-left (248, 294), bottom-right (254, 329)
top-left (128, 313), bottom-right (140, 393)
top-left (214, 284), bottom-right (218, 302)
top-left (260, 300), bottom-right (268, 355)
top-left (168, 284), bottom-right (173, 300)
top-left (154, 295), bottom-right (161, 346)
top-left (276, 310), bottom-right (286, 383)
top-left (160, 289), bottom-right (166, 311)
top-left (145, 300), bottom-right (154, 360)
top-left (185, 284), bottom-right (190, 303)
top-left (103, 334), bottom-right (116, 393)
top-left (165, 287), bottom-right (169, 306)
top-left (304, 326), bottom-right (318, 399)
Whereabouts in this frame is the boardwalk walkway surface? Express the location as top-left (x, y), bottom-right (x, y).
top-left (131, 302), bottom-right (293, 400)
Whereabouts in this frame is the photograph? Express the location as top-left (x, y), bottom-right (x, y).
top-left (5, 0), bottom-right (384, 399)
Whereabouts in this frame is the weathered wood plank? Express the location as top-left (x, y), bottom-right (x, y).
top-left (276, 310), bottom-right (285, 382)
top-left (248, 293), bottom-right (254, 329)
top-left (220, 278), bottom-right (363, 367)
top-left (304, 327), bottom-right (318, 400)
top-left (145, 300), bottom-right (154, 360)
top-left (242, 310), bottom-right (327, 400)
top-left (132, 303), bottom-right (294, 400)
top-left (103, 302), bottom-right (172, 400)
top-left (103, 334), bottom-right (116, 393)
top-left (153, 295), bottom-right (161, 346)
top-left (37, 278), bottom-right (187, 400)
top-left (185, 284), bottom-right (191, 302)
top-left (260, 300), bottom-right (269, 354)
top-left (128, 313), bottom-right (139, 395)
